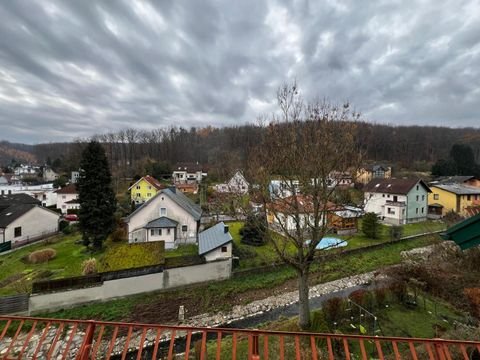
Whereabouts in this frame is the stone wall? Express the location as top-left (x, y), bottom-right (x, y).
top-left (29, 259), bottom-right (232, 313)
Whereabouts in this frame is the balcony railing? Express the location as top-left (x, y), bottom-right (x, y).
top-left (0, 315), bottom-right (479, 359)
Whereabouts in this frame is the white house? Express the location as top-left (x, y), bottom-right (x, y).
top-left (214, 171), bottom-right (250, 194)
top-left (364, 178), bottom-right (431, 225)
top-left (0, 194), bottom-right (60, 245)
top-left (55, 184), bottom-right (79, 214)
top-left (198, 222), bottom-right (233, 262)
top-left (42, 167), bottom-right (59, 182)
top-left (125, 187), bottom-right (202, 249)
top-left (269, 179), bottom-right (301, 199)
top-left (14, 164), bottom-right (40, 179)
top-left (71, 171), bottom-right (80, 184)
top-left (172, 163), bottom-right (207, 184)
top-left (0, 183), bottom-right (57, 207)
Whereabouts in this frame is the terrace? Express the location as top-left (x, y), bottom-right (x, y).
top-left (0, 315), bottom-right (479, 359)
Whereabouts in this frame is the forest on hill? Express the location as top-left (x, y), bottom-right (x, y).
top-left (2, 122), bottom-right (480, 180)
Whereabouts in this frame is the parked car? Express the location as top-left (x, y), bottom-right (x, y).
top-left (64, 214), bottom-right (78, 222)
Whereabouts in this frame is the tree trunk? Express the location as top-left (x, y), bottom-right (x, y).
top-left (298, 269), bottom-right (311, 329)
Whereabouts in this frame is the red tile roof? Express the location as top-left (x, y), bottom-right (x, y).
top-left (55, 183), bottom-right (78, 194)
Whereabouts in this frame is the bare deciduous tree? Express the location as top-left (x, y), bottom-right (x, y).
top-left (248, 82), bottom-right (363, 329)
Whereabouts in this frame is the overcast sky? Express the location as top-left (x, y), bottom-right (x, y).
top-left (0, 0), bottom-right (479, 143)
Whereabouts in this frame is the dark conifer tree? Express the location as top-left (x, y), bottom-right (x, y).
top-left (78, 141), bottom-right (117, 249)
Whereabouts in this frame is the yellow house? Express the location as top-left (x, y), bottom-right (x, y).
top-left (356, 165), bottom-right (392, 184)
top-left (128, 175), bottom-right (165, 205)
top-left (428, 184), bottom-right (480, 217)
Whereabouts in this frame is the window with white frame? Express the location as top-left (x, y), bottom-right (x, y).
top-left (160, 207), bottom-right (167, 216)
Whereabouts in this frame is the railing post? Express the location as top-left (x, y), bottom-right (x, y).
top-left (251, 334), bottom-right (260, 360)
top-left (76, 320), bottom-right (96, 360)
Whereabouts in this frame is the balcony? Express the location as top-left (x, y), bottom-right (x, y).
top-left (0, 315), bottom-right (479, 359)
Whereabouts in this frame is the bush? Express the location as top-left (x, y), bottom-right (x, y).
top-left (374, 287), bottom-right (387, 307)
top-left (323, 297), bottom-right (346, 324)
top-left (241, 214), bottom-right (267, 246)
top-left (388, 280), bottom-right (408, 303)
top-left (362, 212), bottom-right (381, 239)
top-left (27, 248), bottom-right (57, 264)
top-left (110, 228), bottom-right (127, 242)
top-left (82, 258), bottom-right (97, 275)
top-left (389, 225), bottom-right (403, 241)
top-left (59, 220), bottom-right (69, 232)
top-left (349, 289), bottom-right (367, 307)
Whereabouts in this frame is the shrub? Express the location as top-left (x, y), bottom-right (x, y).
top-left (241, 214), bottom-right (267, 246)
top-left (59, 220), bottom-right (69, 232)
top-left (388, 280), bottom-right (408, 303)
top-left (389, 225), bottom-right (403, 241)
top-left (82, 258), bottom-right (97, 275)
top-left (362, 212), bottom-right (381, 239)
top-left (27, 248), bottom-right (57, 264)
top-left (374, 287), bottom-right (387, 307)
top-left (111, 228), bottom-right (127, 242)
top-left (349, 289), bottom-right (367, 307)
top-left (323, 297), bottom-right (346, 324)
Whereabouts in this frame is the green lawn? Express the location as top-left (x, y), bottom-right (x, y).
top-left (230, 220), bottom-right (445, 269)
top-left (0, 233), bottom-right (99, 295)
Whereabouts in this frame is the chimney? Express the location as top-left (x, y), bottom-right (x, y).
top-left (224, 224), bottom-right (229, 234)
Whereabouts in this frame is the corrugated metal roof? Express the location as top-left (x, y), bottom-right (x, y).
top-left (199, 222), bottom-right (232, 255)
top-left (433, 183), bottom-right (480, 195)
top-left (145, 216), bottom-right (178, 228)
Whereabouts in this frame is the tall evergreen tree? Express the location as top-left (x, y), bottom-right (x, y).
top-left (362, 212), bottom-right (381, 239)
top-left (78, 141), bottom-right (117, 249)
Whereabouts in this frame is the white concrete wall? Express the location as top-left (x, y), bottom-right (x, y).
top-left (4, 206), bottom-right (59, 244)
top-left (29, 259), bottom-right (232, 313)
top-left (203, 243), bottom-right (232, 262)
top-left (364, 192), bottom-right (407, 216)
top-left (148, 228), bottom-right (176, 249)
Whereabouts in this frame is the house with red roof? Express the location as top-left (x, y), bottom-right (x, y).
top-left (128, 175), bottom-right (166, 205)
top-left (55, 183), bottom-right (79, 214)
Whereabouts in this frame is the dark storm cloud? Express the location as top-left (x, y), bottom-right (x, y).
top-left (0, 0), bottom-right (479, 143)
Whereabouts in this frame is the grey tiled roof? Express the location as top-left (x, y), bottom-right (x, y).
top-left (199, 222), bottom-right (232, 255)
top-left (163, 188), bottom-right (202, 220)
top-left (145, 216), bottom-right (178, 228)
top-left (126, 187), bottom-right (202, 221)
top-left (0, 204), bottom-right (35, 227)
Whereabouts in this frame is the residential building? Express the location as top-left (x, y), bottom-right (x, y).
top-left (0, 183), bottom-right (57, 207)
top-left (71, 171), bottom-right (80, 184)
top-left (356, 165), bottom-right (392, 184)
top-left (128, 175), bottom-right (166, 205)
top-left (428, 183), bottom-right (480, 217)
top-left (269, 179), bottom-right (300, 199)
top-left (0, 176), bottom-right (8, 185)
top-left (42, 167), bottom-right (59, 182)
top-left (328, 171), bottom-right (354, 188)
top-left (214, 170), bottom-right (250, 194)
top-left (172, 162), bottom-right (207, 184)
top-left (267, 195), bottom-right (333, 231)
top-left (55, 184), bottom-right (79, 214)
top-left (0, 194), bottom-right (59, 245)
top-left (175, 183), bottom-right (198, 194)
top-left (13, 164), bottom-right (40, 179)
top-left (364, 178), bottom-right (431, 225)
top-left (430, 175), bottom-right (480, 188)
top-left (198, 222), bottom-right (233, 262)
top-left (125, 187), bottom-right (202, 249)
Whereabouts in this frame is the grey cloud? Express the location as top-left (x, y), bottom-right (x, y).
top-left (0, 0), bottom-right (479, 143)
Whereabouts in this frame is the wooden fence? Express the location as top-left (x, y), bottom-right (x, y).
top-left (0, 294), bottom-right (29, 314)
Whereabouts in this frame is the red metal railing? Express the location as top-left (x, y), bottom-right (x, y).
top-left (0, 315), bottom-right (479, 359)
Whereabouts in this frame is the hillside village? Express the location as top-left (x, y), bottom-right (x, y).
top-left (2, 0), bottom-right (480, 355)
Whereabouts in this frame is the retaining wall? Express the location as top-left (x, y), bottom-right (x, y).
top-left (29, 259), bottom-right (232, 313)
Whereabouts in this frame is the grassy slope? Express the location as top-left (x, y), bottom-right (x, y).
top-left (40, 235), bottom-right (437, 321)
top-left (231, 220), bottom-right (445, 269)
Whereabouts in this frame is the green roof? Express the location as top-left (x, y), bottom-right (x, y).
top-left (441, 213), bottom-right (480, 250)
